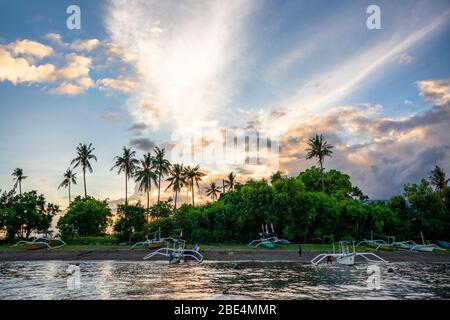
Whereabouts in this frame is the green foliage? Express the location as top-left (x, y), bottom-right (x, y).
top-left (0, 190), bottom-right (58, 239)
top-left (298, 168), bottom-right (368, 200)
top-left (113, 203), bottom-right (147, 241)
top-left (403, 180), bottom-right (449, 240)
top-left (150, 200), bottom-right (173, 219)
top-left (57, 196), bottom-right (112, 239)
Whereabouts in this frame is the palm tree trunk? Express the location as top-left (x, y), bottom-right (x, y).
top-left (68, 182), bottom-right (71, 205)
top-left (191, 178), bottom-right (195, 206)
top-left (83, 168), bottom-right (87, 198)
top-left (222, 180), bottom-right (225, 193)
top-left (320, 161), bottom-right (325, 193)
top-left (174, 190), bottom-right (178, 209)
top-left (125, 172), bottom-right (128, 204)
top-left (19, 181), bottom-right (22, 195)
top-left (157, 174), bottom-right (161, 203)
top-left (146, 190), bottom-right (150, 224)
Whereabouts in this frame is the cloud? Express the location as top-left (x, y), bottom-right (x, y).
top-left (278, 81), bottom-right (450, 198)
top-left (129, 137), bottom-right (157, 151)
top-left (51, 82), bottom-right (85, 96)
top-left (262, 9), bottom-right (450, 134)
top-left (0, 47), bottom-right (55, 84)
top-left (417, 78), bottom-right (450, 105)
top-left (8, 39), bottom-right (53, 58)
top-left (96, 75), bottom-right (137, 93)
top-left (44, 33), bottom-right (66, 47)
top-left (397, 53), bottom-right (416, 64)
top-left (105, 0), bottom-right (257, 132)
top-left (98, 109), bottom-right (123, 123)
top-left (70, 39), bottom-right (101, 52)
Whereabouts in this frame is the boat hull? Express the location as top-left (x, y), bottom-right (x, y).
top-left (261, 241), bottom-right (275, 249)
top-left (411, 245), bottom-right (434, 252)
top-left (147, 242), bottom-right (163, 249)
top-left (336, 254), bottom-right (355, 266)
top-left (24, 243), bottom-right (48, 250)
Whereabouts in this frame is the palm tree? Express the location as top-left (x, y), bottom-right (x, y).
top-left (305, 134), bottom-right (334, 192)
top-left (165, 164), bottom-right (186, 209)
top-left (429, 165), bottom-right (449, 193)
top-left (134, 153), bottom-right (158, 215)
top-left (205, 182), bottom-right (221, 201)
top-left (71, 143), bottom-right (97, 198)
top-left (152, 147), bottom-right (171, 203)
top-left (184, 165), bottom-right (206, 206)
top-left (111, 147), bottom-right (139, 204)
top-left (12, 168), bottom-right (27, 195)
top-left (58, 168), bottom-right (77, 205)
top-left (224, 172), bottom-right (236, 191)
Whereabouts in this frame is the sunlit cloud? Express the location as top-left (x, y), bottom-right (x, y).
top-left (105, 0), bottom-right (258, 132)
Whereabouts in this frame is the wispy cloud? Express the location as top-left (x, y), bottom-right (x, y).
top-left (105, 0), bottom-right (258, 134)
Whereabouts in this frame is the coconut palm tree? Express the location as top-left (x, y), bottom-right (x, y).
top-left (58, 168), bottom-right (77, 205)
top-left (205, 182), bottom-right (221, 201)
top-left (71, 143), bottom-right (97, 198)
top-left (111, 147), bottom-right (139, 204)
top-left (134, 153), bottom-right (158, 216)
top-left (306, 134), bottom-right (334, 193)
top-left (12, 168), bottom-right (27, 195)
top-left (152, 147), bottom-right (171, 203)
top-left (224, 172), bottom-right (236, 191)
top-left (429, 165), bottom-right (449, 193)
top-left (184, 165), bottom-right (206, 206)
top-left (165, 163), bottom-right (186, 209)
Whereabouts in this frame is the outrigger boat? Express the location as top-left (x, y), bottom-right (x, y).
top-left (437, 240), bottom-right (450, 249)
top-left (311, 241), bottom-right (388, 266)
top-left (392, 240), bottom-right (445, 252)
top-left (131, 228), bottom-right (165, 249)
top-left (11, 237), bottom-right (65, 250)
top-left (356, 239), bottom-right (395, 251)
top-left (143, 238), bottom-right (203, 264)
top-left (248, 224), bottom-right (290, 249)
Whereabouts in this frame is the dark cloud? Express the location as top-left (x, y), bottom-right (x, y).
top-left (278, 91), bottom-right (450, 199)
top-left (129, 137), bottom-right (156, 151)
top-left (128, 122), bottom-right (149, 134)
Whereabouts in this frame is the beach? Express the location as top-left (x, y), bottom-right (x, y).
top-left (1, 248), bottom-right (449, 263)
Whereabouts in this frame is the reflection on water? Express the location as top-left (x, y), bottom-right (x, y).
top-left (0, 261), bottom-right (449, 300)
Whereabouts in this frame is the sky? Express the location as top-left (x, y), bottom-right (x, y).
top-left (0, 0), bottom-right (449, 208)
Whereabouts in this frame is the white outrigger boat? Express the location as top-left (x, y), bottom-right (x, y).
top-left (248, 224), bottom-right (290, 249)
top-left (143, 238), bottom-right (203, 264)
top-left (11, 237), bottom-right (65, 250)
top-left (392, 240), bottom-right (445, 252)
top-left (311, 241), bottom-right (388, 266)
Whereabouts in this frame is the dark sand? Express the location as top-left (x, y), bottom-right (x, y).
top-left (1, 248), bottom-right (449, 263)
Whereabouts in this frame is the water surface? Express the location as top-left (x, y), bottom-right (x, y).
top-left (0, 261), bottom-right (449, 299)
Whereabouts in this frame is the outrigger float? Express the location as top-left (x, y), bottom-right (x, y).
top-left (143, 238), bottom-right (203, 264)
top-left (311, 241), bottom-right (387, 266)
top-left (248, 224), bottom-right (290, 249)
top-left (11, 237), bottom-right (65, 250)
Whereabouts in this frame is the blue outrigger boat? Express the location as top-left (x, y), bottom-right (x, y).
top-left (437, 240), bottom-right (450, 249)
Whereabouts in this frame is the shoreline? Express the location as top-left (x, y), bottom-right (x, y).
top-left (1, 248), bottom-right (449, 263)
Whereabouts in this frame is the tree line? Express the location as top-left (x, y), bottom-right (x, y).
top-left (1, 135), bottom-right (449, 243)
